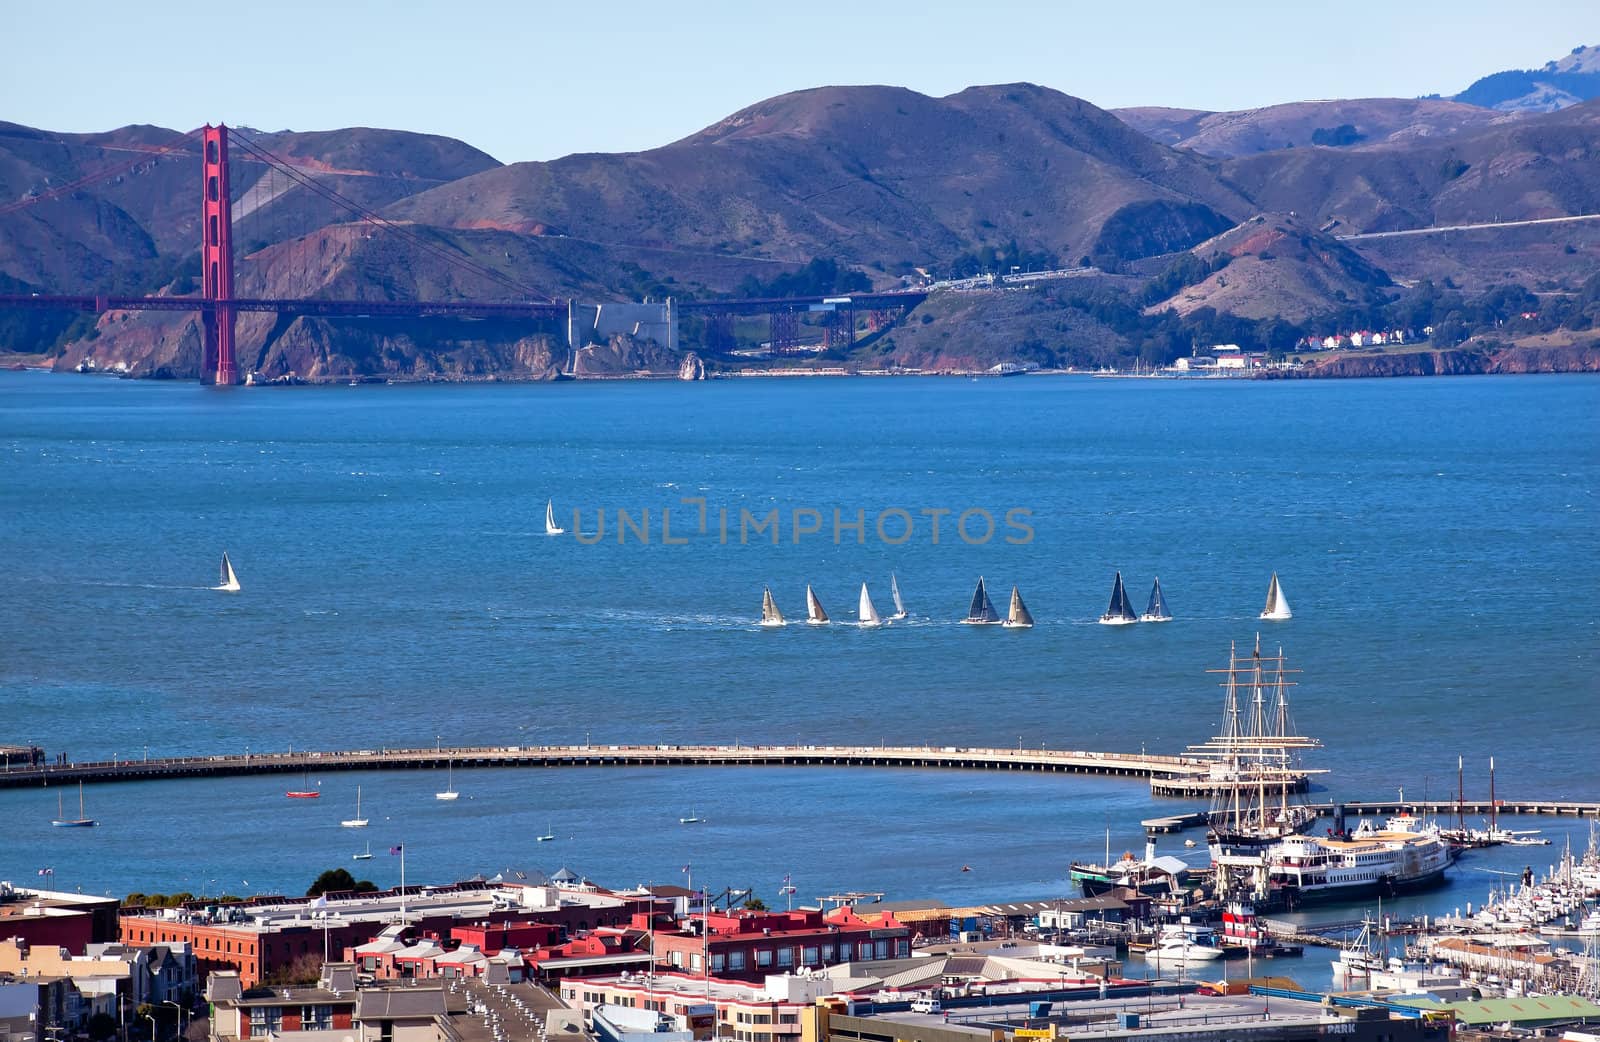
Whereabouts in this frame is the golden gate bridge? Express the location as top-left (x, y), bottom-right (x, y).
top-left (0, 124), bottom-right (925, 384)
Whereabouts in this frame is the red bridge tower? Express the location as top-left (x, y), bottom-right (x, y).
top-left (200, 124), bottom-right (237, 385)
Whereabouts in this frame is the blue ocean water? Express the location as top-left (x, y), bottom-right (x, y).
top-left (1, 371), bottom-right (1596, 968)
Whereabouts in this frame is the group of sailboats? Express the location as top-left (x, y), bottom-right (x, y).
top-left (762, 574), bottom-right (909, 628)
top-left (961, 576), bottom-right (1033, 629)
top-left (1099, 572), bottom-right (1171, 625)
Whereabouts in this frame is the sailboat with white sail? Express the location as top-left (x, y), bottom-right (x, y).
top-left (1259, 572), bottom-right (1291, 620)
top-left (1141, 577), bottom-right (1172, 623)
top-left (545, 499), bottom-right (565, 536)
top-left (889, 573), bottom-right (908, 620)
top-left (962, 576), bottom-right (1002, 625)
top-left (214, 552), bottom-right (241, 593)
top-left (353, 841), bottom-right (373, 861)
top-left (436, 758), bottom-right (459, 801)
top-left (805, 585), bottom-right (830, 625)
top-left (51, 781), bottom-right (97, 828)
top-left (1003, 586), bottom-right (1034, 629)
top-left (341, 786), bottom-right (368, 828)
top-left (760, 586), bottom-right (786, 628)
top-left (1098, 571), bottom-right (1138, 625)
top-left (857, 583), bottom-right (882, 628)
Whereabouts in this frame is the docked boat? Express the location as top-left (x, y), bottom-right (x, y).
top-left (889, 573), bottom-right (908, 621)
top-left (1002, 586), bottom-right (1033, 629)
top-left (436, 758), bottom-right (459, 801)
top-left (1143, 926), bottom-right (1225, 962)
top-left (805, 585), bottom-right (830, 625)
top-left (760, 586), bottom-right (786, 628)
top-left (1098, 571), bottom-right (1138, 625)
top-left (51, 782), bottom-right (97, 828)
top-left (1329, 916), bottom-right (1387, 984)
top-left (857, 583), bottom-right (882, 627)
top-left (341, 786), bottom-right (368, 828)
top-left (1140, 577), bottom-right (1171, 623)
top-left (545, 499), bottom-right (565, 535)
top-left (961, 577), bottom-right (1001, 625)
top-left (214, 552), bottom-right (241, 593)
top-left (1259, 572), bottom-right (1291, 620)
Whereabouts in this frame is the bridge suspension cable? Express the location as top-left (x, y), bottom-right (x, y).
top-left (0, 128), bottom-right (202, 216)
top-left (225, 127), bottom-right (550, 302)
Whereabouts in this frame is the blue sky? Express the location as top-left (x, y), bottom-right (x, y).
top-left (5, 0), bottom-right (1593, 163)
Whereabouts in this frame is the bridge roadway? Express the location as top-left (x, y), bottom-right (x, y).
top-left (0, 745), bottom-right (1594, 818)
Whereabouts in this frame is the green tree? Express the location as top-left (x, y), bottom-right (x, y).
top-left (307, 869), bottom-right (357, 897)
top-left (743, 895), bottom-right (768, 911)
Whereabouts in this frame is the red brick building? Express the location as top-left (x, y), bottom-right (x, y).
top-left (649, 906), bottom-right (909, 982)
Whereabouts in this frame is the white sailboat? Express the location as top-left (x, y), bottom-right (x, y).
top-left (679, 810), bottom-right (704, 824)
top-left (545, 499), bottom-right (565, 536)
top-left (961, 576), bottom-right (1002, 625)
top-left (214, 552), bottom-right (241, 593)
top-left (889, 572), bottom-right (908, 620)
top-left (805, 585), bottom-right (830, 625)
top-left (1098, 571), bottom-right (1139, 625)
top-left (760, 586), bottom-right (787, 628)
top-left (1259, 572), bottom-right (1292, 620)
top-left (341, 786), bottom-right (369, 828)
top-left (536, 823), bottom-right (555, 842)
top-left (1141, 577), bottom-right (1172, 623)
top-left (435, 758), bottom-right (459, 801)
top-left (857, 583), bottom-right (882, 628)
top-left (1003, 586), bottom-right (1034, 629)
top-left (353, 841), bottom-right (373, 861)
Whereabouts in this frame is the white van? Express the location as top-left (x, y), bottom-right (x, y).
top-left (909, 997), bottom-right (942, 1014)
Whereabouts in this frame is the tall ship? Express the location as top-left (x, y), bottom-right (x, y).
top-left (1197, 637), bottom-right (1451, 907)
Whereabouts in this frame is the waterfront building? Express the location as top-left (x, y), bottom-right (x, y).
top-left (0, 883), bottom-right (121, 952)
top-left (647, 906), bottom-right (910, 982)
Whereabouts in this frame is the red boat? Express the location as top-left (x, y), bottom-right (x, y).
top-left (286, 790), bottom-right (320, 799)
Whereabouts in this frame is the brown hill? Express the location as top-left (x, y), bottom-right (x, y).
top-left (1145, 214), bottom-right (1392, 322)
top-left (388, 83), bottom-right (1254, 283)
top-left (1115, 98), bottom-right (1515, 157)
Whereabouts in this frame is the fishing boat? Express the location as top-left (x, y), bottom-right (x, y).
top-left (857, 583), bottom-right (882, 628)
top-left (353, 841), bottom-right (373, 861)
top-left (889, 573), bottom-right (908, 620)
top-left (759, 586), bottom-right (786, 628)
top-left (961, 577), bottom-right (1001, 625)
top-left (1097, 571), bottom-right (1138, 625)
top-left (1329, 915), bottom-right (1387, 984)
top-left (805, 585), bottom-right (830, 625)
top-left (341, 786), bottom-right (368, 828)
top-left (1140, 577), bottom-right (1172, 623)
top-left (214, 552), bottom-right (241, 593)
top-left (544, 499), bottom-right (565, 536)
top-left (1259, 572), bottom-right (1292, 620)
top-left (51, 782), bottom-right (97, 828)
top-left (1002, 586), bottom-right (1034, 629)
top-left (435, 758), bottom-right (459, 801)
top-left (286, 769), bottom-right (320, 799)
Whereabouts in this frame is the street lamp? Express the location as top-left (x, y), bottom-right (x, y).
top-left (144, 1014), bottom-right (158, 1042)
top-left (162, 1000), bottom-right (184, 1042)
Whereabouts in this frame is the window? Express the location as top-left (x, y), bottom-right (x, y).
top-left (802, 946), bottom-right (818, 965)
top-left (822, 944), bottom-right (835, 963)
top-left (777, 948), bottom-right (794, 967)
top-left (896, 940), bottom-right (910, 958)
top-left (756, 949), bottom-right (773, 967)
top-left (711, 954), bottom-right (726, 972)
top-left (670, 950), bottom-right (683, 967)
top-left (691, 953), bottom-right (702, 971)
top-left (858, 942), bottom-right (873, 961)
top-left (874, 940), bottom-right (888, 959)
top-left (779, 1014), bottom-right (799, 1025)
top-left (729, 951), bottom-right (746, 971)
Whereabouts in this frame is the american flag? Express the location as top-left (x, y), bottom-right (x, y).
top-left (37, 868), bottom-right (53, 877)
top-left (681, 864), bottom-right (690, 873)
top-left (390, 845), bottom-right (403, 855)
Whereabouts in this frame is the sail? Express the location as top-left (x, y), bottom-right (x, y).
top-left (761, 586), bottom-right (785, 626)
top-left (806, 585), bottom-right (830, 624)
top-left (890, 572), bottom-right (907, 618)
top-left (1261, 572), bottom-right (1291, 619)
top-left (1100, 571), bottom-right (1136, 623)
top-left (1144, 578), bottom-right (1170, 620)
top-left (858, 583), bottom-right (882, 627)
top-left (1005, 586), bottom-right (1034, 628)
top-left (217, 552), bottom-right (241, 592)
top-left (545, 499), bottom-right (565, 535)
top-left (964, 577), bottom-right (1000, 624)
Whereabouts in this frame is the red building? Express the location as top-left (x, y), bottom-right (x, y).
top-left (649, 906), bottom-right (909, 982)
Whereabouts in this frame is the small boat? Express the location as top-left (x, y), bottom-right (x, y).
top-left (1002, 586), bottom-right (1034, 629)
top-left (857, 583), bottom-right (882, 628)
top-left (536, 823), bottom-right (555, 842)
top-left (545, 499), bottom-right (565, 536)
top-left (436, 758), bottom-right (459, 800)
top-left (805, 585), bottom-right (830, 625)
top-left (353, 841), bottom-right (374, 861)
top-left (1260, 571), bottom-right (1292, 620)
top-left (214, 552), bottom-right (241, 593)
top-left (1147, 929), bottom-right (1226, 962)
top-left (286, 769), bottom-right (320, 799)
top-left (889, 572), bottom-right (908, 621)
top-left (51, 782), bottom-right (97, 828)
top-left (1098, 571), bottom-right (1139, 625)
top-left (679, 811), bottom-right (704, 824)
top-left (760, 585), bottom-right (786, 628)
top-left (1140, 577), bottom-right (1172, 623)
top-left (341, 785), bottom-right (368, 828)
top-left (961, 576), bottom-right (1002, 625)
